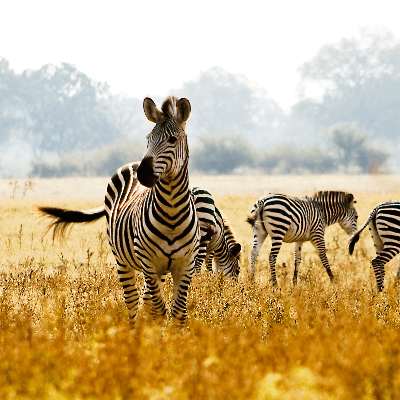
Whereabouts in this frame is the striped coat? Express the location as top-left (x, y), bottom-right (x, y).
top-left (349, 200), bottom-right (400, 291)
top-left (247, 191), bottom-right (358, 285)
top-left (38, 97), bottom-right (199, 325)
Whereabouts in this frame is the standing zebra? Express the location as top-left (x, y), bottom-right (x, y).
top-left (38, 97), bottom-right (199, 325)
top-left (349, 201), bottom-right (400, 292)
top-left (247, 191), bottom-right (358, 285)
top-left (190, 186), bottom-right (241, 279)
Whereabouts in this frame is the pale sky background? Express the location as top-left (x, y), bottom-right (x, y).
top-left (1, 0), bottom-right (399, 112)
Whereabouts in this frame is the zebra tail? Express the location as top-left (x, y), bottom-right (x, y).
top-left (348, 232), bottom-right (360, 255)
top-left (37, 205), bottom-right (106, 243)
top-left (246, 216), bottom-right (255, 226)
top-left (348, 206), bottom-right (378, 255)
top-left (247, 200), bottom-right (263, 227)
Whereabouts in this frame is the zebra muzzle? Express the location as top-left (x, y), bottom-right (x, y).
top-left (137, 157), bottom-right (160, 188)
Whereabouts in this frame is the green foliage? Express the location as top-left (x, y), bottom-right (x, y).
top-left (258, 142), bottom-right (336, 174)
top-left (31, 140), bottom-right (146, 177)
top-left (295, 28), bottom-right (400, 148)
top-left (0, 60), bottom-right (117, 158)
top-left (191, 133), bottom-right (255, 174)
top-left (325, 122), bottom-right (390, 173)
top-left (182, 67), bottom-right (284, 147)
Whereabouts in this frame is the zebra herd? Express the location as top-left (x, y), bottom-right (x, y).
top-left (37, 96), bottom-right (400, 325)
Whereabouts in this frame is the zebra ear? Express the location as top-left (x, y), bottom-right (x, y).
top-left (346, 193), bottom-right (354, 205)
top-left (230, 243), bottom-right (242, 258)
top-left (176, 98), bottom-right (191, 124)
top-left (143, 98), bottom-right (163, 123)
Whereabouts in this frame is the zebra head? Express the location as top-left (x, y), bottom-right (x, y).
top-left (137, 96), bottom-right (191, 188)
top-left (338, 193), bottom-right (358, 235)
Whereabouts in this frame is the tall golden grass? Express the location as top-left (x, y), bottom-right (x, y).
top-left (1, 186), bottom-right (400, 399)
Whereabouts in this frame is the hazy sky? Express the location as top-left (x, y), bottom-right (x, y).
top-left (1, 0), bottom-right (399, 111)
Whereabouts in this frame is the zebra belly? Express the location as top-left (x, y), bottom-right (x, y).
top-left (267, 220), bottom-right (311, 243)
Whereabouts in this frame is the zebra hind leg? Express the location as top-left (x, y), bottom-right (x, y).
top-left (269, 237), bottom-right (284, 286)
top-left (250, 224), bottom-right (268, 280)
top-left (371, 247), bottom-right (400, 291)
top-left (293, 243), bottom-right (302, 286)
top-left (371, 258), bottom-right (385, 292)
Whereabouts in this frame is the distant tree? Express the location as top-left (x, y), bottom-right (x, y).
top-left (258, 142), bottom-right (336, 174)
top-left (0, 60), bottom-right (119, 159)
top-left (31, 139), bottom-right (146, 177)
top-left (294, 28), bottom-right (400, 146)
top-left (21, 63), bottom-right (116, 157)
top-left (325, 122), bottom-right (390, 173)
top-left (190, 133), bottom-right (255, 174)
top-left (181, 67), bottom-right (284, 148)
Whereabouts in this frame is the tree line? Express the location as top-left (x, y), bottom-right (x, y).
top-left (0, 27), bottom-right (397, 177)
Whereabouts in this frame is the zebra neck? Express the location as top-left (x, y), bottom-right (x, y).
top-left (317, 202), bottom-right (343, 226)
top-left (153, 167), bottom-right (191, 211)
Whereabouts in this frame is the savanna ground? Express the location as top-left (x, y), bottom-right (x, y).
top-left (2, 175), bottom-right (400, 399)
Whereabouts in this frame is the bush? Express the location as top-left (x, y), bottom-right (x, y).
top-left (31, 139), bottom-right (146, 177)
top-left (190, 133), bottom-right (255, 174)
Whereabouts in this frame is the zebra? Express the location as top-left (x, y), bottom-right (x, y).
top-left (38, 96), bottom-right (199, 325)
top-left (349, 201), bottom-right (400, 292)
top-left (189, 185), bottom-right (218, 271)
top-left (203, 207), bottom-right (241, 279)
top-left (247, 191), bottom-right (358, 285)
top-left (190, 186), bottom-right (241, 279)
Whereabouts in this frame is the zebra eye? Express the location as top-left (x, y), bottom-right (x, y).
top-left (168, 136), bottom-right (178, 145)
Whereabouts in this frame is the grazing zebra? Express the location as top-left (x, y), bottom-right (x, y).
top-left (190, 186), bottom-right (241, 279)
top-left (38, 96), bottom-right (199, 325)
top-left (247, 191), bottom-right (358, 285)
top-left (203, 207), bottom-right (241, 279)
top-left (190, 185), bottom-right (217, 271)
top-left (349, 201), bottom-right (400, 292)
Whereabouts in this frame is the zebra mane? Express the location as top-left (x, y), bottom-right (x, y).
top-left (311, 191), bottom-right (352, 204)
top-left (161, 96), bottom-right (179, 119)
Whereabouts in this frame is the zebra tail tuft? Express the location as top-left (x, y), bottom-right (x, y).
top-left (348, 231), bottom-right (360, 255)
top-left (36, 206), bottom-right (106, 243)
top-left (246, 216), bottom-right (255, 226)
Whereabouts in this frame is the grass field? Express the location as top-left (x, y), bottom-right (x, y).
top-left (2, 175), bottom-right (400, 399)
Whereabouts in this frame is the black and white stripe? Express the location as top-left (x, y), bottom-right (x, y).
top-left (349, 201), bottom-right (400, 291)
top-left (247, 191), bottom-right (358, 285)
top-left (190, 185), bottom-right (217, 273)
top-left (204, 207), bottom-right (241, 279)
top-left (38, 97), bottom-right (199, 325)
top-left (190, 186), bottom-right (241, 279)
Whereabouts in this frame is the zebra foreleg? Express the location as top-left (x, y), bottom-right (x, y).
top-left (205, 251), bottom-right (214, 272)
top-left (311, 235), bottom-right (334, 282)
top-left (170, 264), bottom-right (194, 326)
top-left (117, 263), bottom-right (140, 324)
top-left (143, 270), bottom-right (167, 321)
top-left (293, 243), bottom-right (302, 285)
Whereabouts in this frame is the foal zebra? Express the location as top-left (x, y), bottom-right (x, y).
top-left (191, 186), bottom-right (241, 279)
top-left (349, 201), bottom-right (400, 291)
top-left (38, 97), bottom-right (199, 325)
top-left (247, 191), bottom-right (358, 285)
